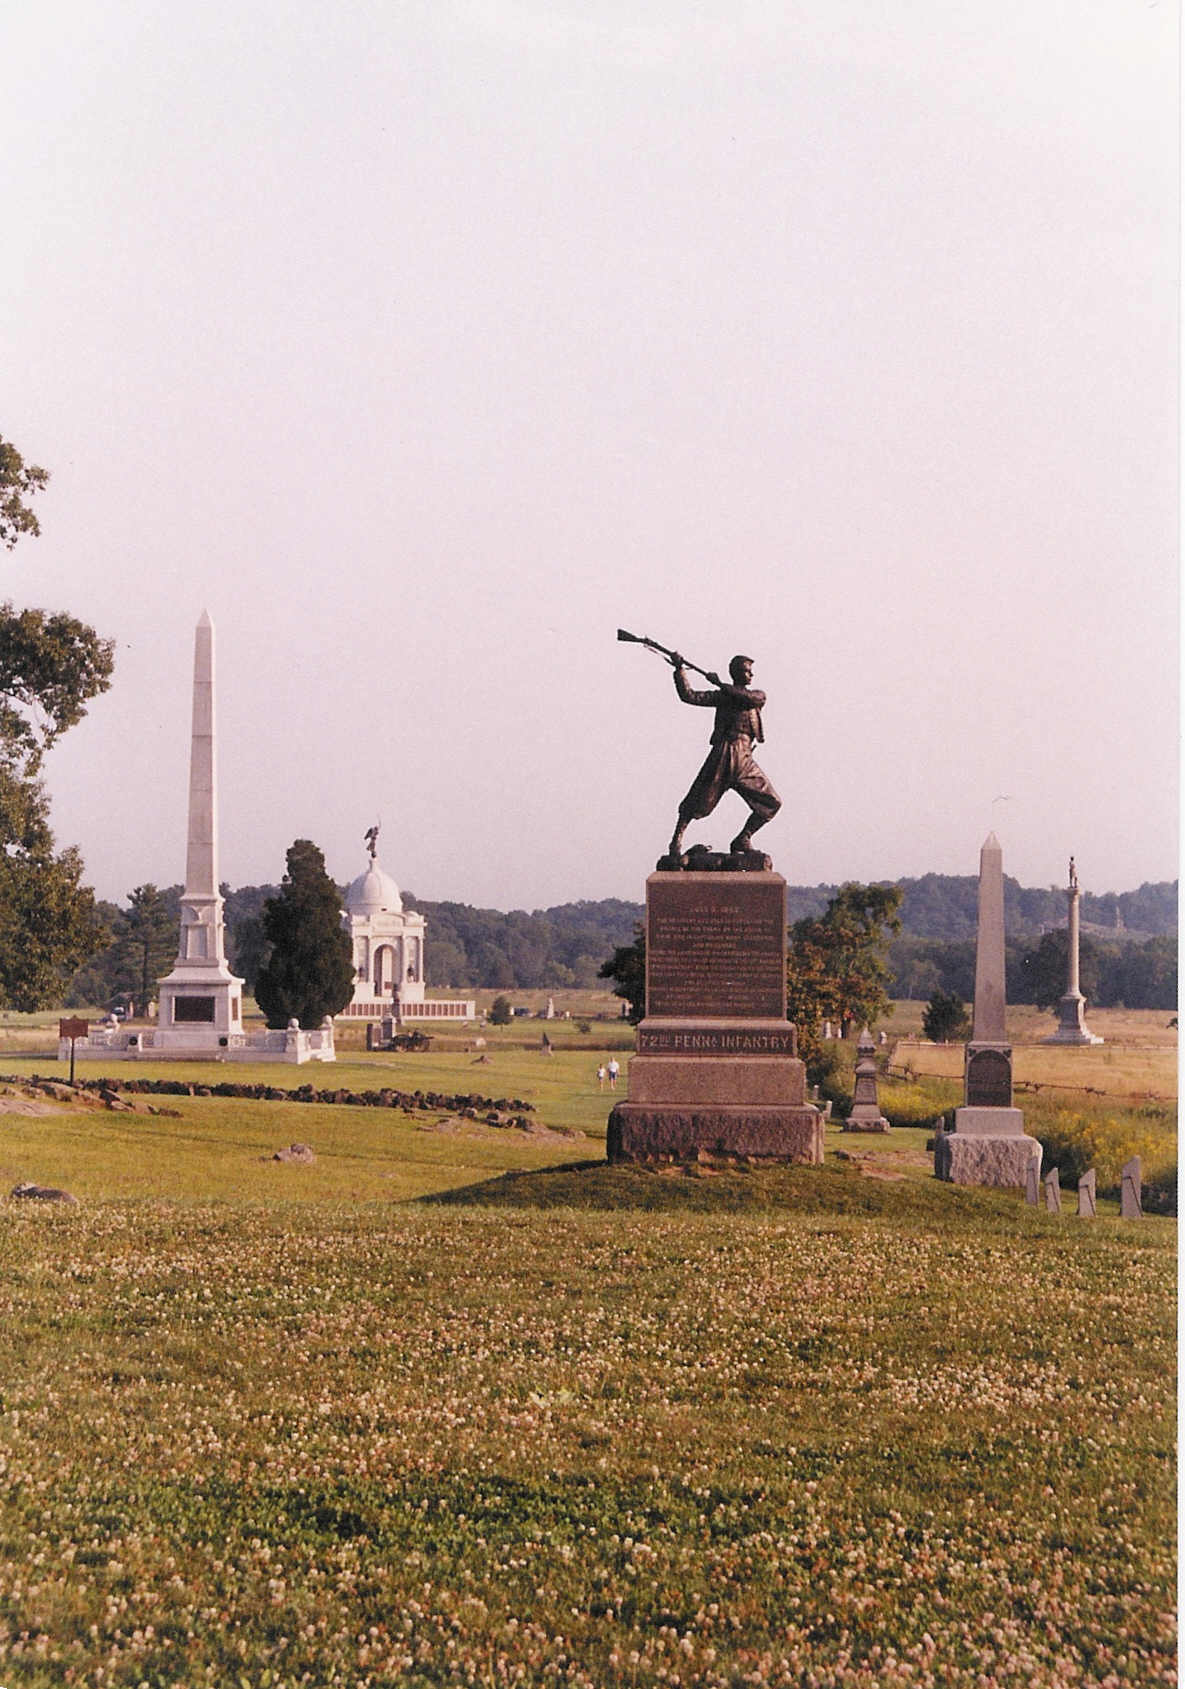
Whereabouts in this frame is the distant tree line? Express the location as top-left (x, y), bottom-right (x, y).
top-left (64, 875), bottom-right (1177, 1013)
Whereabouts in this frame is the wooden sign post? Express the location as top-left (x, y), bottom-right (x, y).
top-left (58, 1017), bottom-right (88, 1084)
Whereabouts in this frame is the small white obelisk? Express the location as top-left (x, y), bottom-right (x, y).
top-left (155, 612), bottom-right (244, 1049)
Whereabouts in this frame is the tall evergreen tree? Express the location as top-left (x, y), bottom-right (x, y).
top-left (253, 840), bottom-right (355, 1029)
top-left (113, 885), bottom-right (178, 1015)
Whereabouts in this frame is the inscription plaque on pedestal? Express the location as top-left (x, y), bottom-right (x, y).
top-left (965, 1046), bottom-right (1012, 1108)
top-left (646, 876), bottom-right (786, 1018)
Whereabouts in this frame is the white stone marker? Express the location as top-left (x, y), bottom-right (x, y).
top-left (1043, 1167), bottom-right (1061, 1213)
top-left (1120, 1156), bottom-right (1142, 1219)
top-left (1076, 1168), bottom-right (1097, 1218)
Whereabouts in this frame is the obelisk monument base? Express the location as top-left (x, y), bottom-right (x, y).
top-left (1045, 991), bottom-right (1104, 1046)
top-left (936, 1106), bottom-right (1041, 1186)
top-left (607, 871), bottom-right (822, 1164)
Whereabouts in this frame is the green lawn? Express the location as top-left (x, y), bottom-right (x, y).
top-left (0, 1058), bottom-right (1175, 1687)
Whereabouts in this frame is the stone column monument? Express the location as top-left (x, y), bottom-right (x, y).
top-left (1045, 857), bottom-right (1103, 1045)
top-left (155, 612), bottom-right (245, 1050)
top-left (934, 833), bottom-right (1041, 1187)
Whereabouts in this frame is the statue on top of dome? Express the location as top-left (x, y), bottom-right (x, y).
top-left (364, 822), bottom-right (380, 861)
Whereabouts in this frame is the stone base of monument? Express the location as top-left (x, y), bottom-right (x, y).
top-left (842, 1107), bottom-right (890, 1133)
top-left (608, 1101), bottom-right (823, 1163)
top-left (607, 870), bottom-right (823, 1165)
top-left (935, 1106), bottom-right (1042, 1187)
top-left (1044, 991), bottom-right (1104, 1046)
top-left (608, 1017), bottom-right (823, 1163)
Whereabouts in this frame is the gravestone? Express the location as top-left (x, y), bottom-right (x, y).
top-left (1077, 1167), bottom-right (1097, 1218)
top-left (842, 1026), bottom-right (890, 1132)
top-left (935, 834), bottom-right (1042, 1188)
top-left (1043, 1167), bottom-right (1061, 1212)
top-left (1025, 1160), bottom-right (1040, 1205)
top-left (1120, 1156), bottom-right (1142, 1219)
top-left (607, 869), bottom-right (822, 1163)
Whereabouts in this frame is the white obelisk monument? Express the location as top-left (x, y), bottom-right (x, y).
top-left (155, 612), bottom-right (245, 1050)
top-left (935, 833), bottom-right (1042, 1186)
top-left (1045, 857), bottom-right (1104, 1045)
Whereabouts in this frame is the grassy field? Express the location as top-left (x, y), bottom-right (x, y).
top-left (0, 1018), bottom-right (1175, 1688)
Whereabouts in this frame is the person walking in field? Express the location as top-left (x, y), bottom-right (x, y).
top-left (607, 1056), bottom-right (620, 1089)
top-left (597, 1064), bottom-right (607, 1089)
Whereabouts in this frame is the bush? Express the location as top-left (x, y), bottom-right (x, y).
top-left (1029, 1104), bottom-right (1177, 1208)
top-left (922, 988), bottom-right (971, 1044)
top-left (878, 1076), bottom-right (961, 1129)
top-left (488, 995), bottom-right (512, 1026)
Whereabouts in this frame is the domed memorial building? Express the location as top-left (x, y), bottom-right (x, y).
top-left (339, 841), bottom-right (475, 1024)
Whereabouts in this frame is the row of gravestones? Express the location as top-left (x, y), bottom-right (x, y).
top-left (1026, 1155), bottom-right (1143, 1219)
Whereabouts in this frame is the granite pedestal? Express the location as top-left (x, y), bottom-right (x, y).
top-left (607, 871), bottom-right (822, 1163)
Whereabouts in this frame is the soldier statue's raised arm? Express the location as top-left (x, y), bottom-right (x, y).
top-left (666, 652), bottom-right (781, 861)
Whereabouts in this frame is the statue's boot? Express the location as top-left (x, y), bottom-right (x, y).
top-left (667, 822), bottom-right (687, 859)
top-left (730, 814), bottom-right (767, 854)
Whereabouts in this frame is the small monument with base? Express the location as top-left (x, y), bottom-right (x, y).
top-left (935, 833), bottom-right (1042, 1188)
top-left (842, 1026), bottom-right (890, 1132)
top-left (608, 631), bottom-right (821, 1164)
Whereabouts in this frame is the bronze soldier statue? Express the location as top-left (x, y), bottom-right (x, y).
top-left (666, 652), bottom-right (781, 859)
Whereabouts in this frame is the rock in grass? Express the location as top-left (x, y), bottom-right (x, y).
top-left (270, 1143), bottom-right (316, 1164)
top-left (9, 1181), bottom-right (78, 1204)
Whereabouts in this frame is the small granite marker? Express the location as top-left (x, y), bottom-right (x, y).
top-left (1025, 1160), bottom-right (1040, 1205)
top-left (1120, 1155), bottom-right (1142, 1219)
top-left (1076, 1168), bottom-right (1097, 1218)
top-left (842, 1026), bottom-right (890, 1132)
top-left (1043, 1167), bottom-right (1061, 1213)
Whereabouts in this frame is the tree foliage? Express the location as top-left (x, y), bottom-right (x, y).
top-left (0, 436), bottom-right (115, 1009)
top-left (922, 988), bottom-right (972, 1044)
top-left (598, 925), bottom-right (646, 1023)
top-left (488, 995), bottom-right (513, 1026)
top-left (0, 837), bottom-right (107, 1011)
top-left (112, 885), bottom-right (178, 1015)
top-left (1020, 929), bottom-right (1100, 1011)
top-left (0, 436), bottom-right (49, 551)
top-left (253, 841), bottom-right (355, 1029)
top-left (786, 883), bottom-right (902, 1070)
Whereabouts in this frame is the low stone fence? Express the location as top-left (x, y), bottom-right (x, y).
top-left (29, 1073), bottom-right (536, 1120)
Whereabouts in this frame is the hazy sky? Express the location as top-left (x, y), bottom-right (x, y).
top-left (3, 1), bottom-right (1178, 909)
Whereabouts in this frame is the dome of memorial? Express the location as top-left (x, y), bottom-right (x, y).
top-left (345, 859), bottom-right (403, 915)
